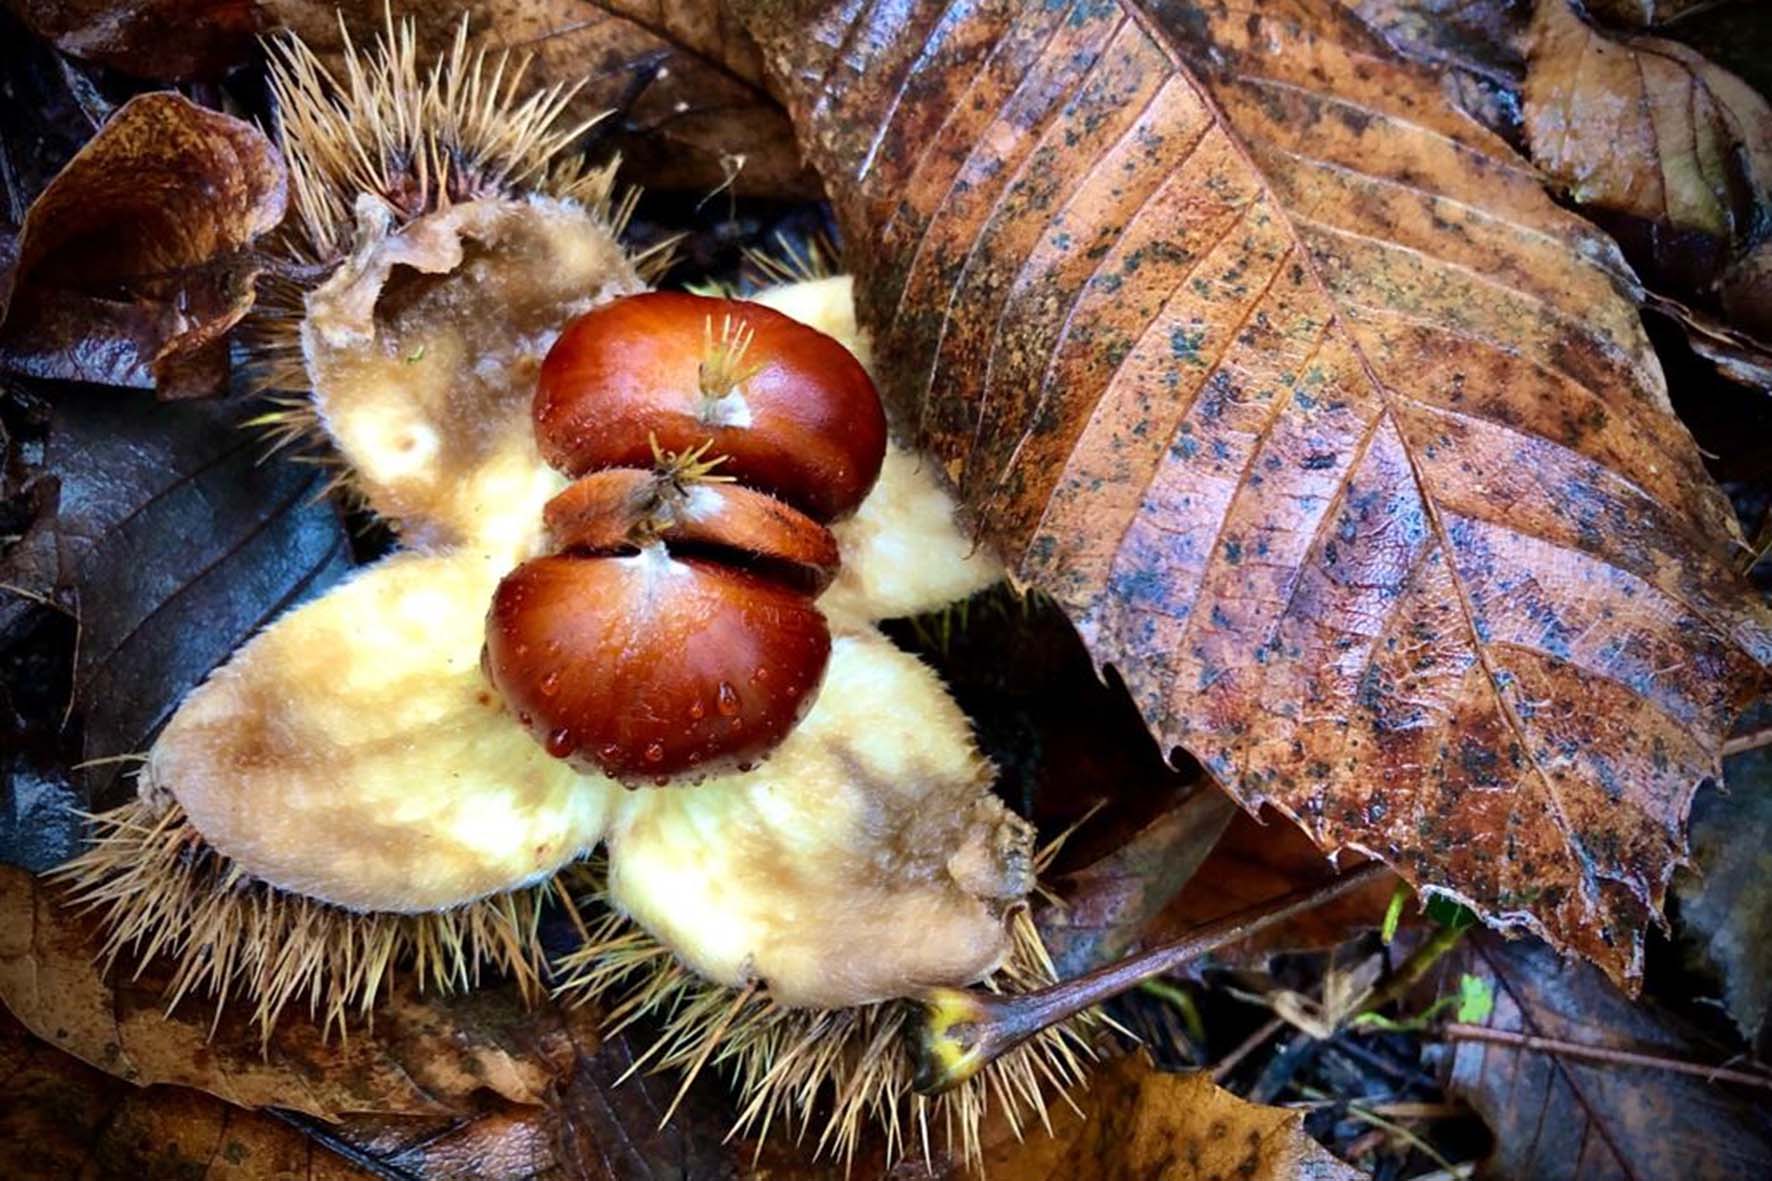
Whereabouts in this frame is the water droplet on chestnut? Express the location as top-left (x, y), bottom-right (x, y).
top-left (483, 549), bottom-right (830, 783)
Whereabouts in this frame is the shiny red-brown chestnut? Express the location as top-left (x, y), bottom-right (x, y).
top-left (543, 467), bottom-right (842, 593)
top-left (483, 548), bottom-right (831, 782)
top-left (533, 292), bottom-right (888, 521)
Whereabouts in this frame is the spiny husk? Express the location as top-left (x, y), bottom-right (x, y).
top-left (554, 858), bottom-right (1100, 1172)
top-left (246, 16), bottom-right (662, 451)
top-left (60, 797), bottom-right (1098, 1169)
top-left (53, 798), bottom-right (577, 1039)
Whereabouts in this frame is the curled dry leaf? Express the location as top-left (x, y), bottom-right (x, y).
top-left (1524, 0), bottom-right (1772, 304)
top-left (983, 1051), bottom-right (1364, 1180)
top-left (265, 0), bottom-right (816, 198)
top-left (0, 91), bottom-right (287, 396)
top-left (1442, 934), bottom-right (1772, 1181)
top-left (731, 0), bottom-right (1772, 992)
top-left (4, 0), bottom-right (265, 80)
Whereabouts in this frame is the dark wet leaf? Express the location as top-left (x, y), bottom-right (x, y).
top-left (1443, 934), bottom-right (1772, 1181)
top-left (731, 0), bottom-right (1772, 992)
top-left (0, 91), bottom-right (286, 396)
top-left (1583, 0), bottom-right (1714, 26)
top-left (1676, 725), bottom-right (1772, 1054)
top-left (0, 386), bottom-right (350, 811)
top-left (4, 0), bottom-right (265, 80)
top-left (0, 13), bottom-right (106, 222)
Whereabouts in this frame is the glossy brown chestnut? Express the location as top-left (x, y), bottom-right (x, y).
top-left (533, 292), bottom-right (888, 521)
top-left (484, 548), bottom-right (831, 781)
top-left (543, 468), bottom-right (841, 592)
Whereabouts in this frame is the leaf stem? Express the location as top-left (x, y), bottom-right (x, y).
top-left (910, 860), bottom-right (1391, 1093)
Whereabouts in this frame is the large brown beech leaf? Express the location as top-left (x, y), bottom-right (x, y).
top-left (731, 0), bottom-right (1772, 990)
top-left (983, 1052), bottom-right (1363, 1180)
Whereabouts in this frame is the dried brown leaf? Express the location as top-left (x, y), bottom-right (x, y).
top-left (0, 865), bottom-right (589, 1118)
top-left (1443, 934), bottom-right (1772, 1181)
top-left (983, 1052), bottom-right (1365, 1179)
top-left (1039, 787), bottom-right (1238, 978)
top-left (0, 91), bottom-right (286, 395)
top-left (1151, 807), bottom-right (1401, 967)
top-left (1524, 0), bottom-right (1772, 301)
top-left (732, 0), bottom-right (1772, 991)
top-left (0, 863), bottom-right (884, 1179)
top-left (264, 0), bottom-right (815, 198)
top-left (4, 0), bottom-right (265, 80)
top-left (0, 1005), bottom-right (376, 1180)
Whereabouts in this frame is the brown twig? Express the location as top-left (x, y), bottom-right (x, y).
top-left (1211, 1015), bottom-right (1285, 1083)
top-left (1722, 725), bottom-right (1772, 757)
top-left (1443, 1024), bottom-right (1772, 1090)
top-left (910, 861), bottom-right (1392, 1093)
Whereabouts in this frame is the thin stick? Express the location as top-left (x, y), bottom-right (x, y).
top-left (1443, 1024), bottom-right (1772, 1090)
top-left (1211, 1015), bottom-right (1285, 1083)
top-left (1723, 725), bottom-right (1772, 757)
top-left (1296, 1083), bottom-right (1458, 1174)
top-left (912, 861), bottom-right (1391, 1093)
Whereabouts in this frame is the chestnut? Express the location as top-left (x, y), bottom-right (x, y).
top-left (484, 548), bottom-right (832, 782)
top-left (533, 292), bottom-right (888, 521)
